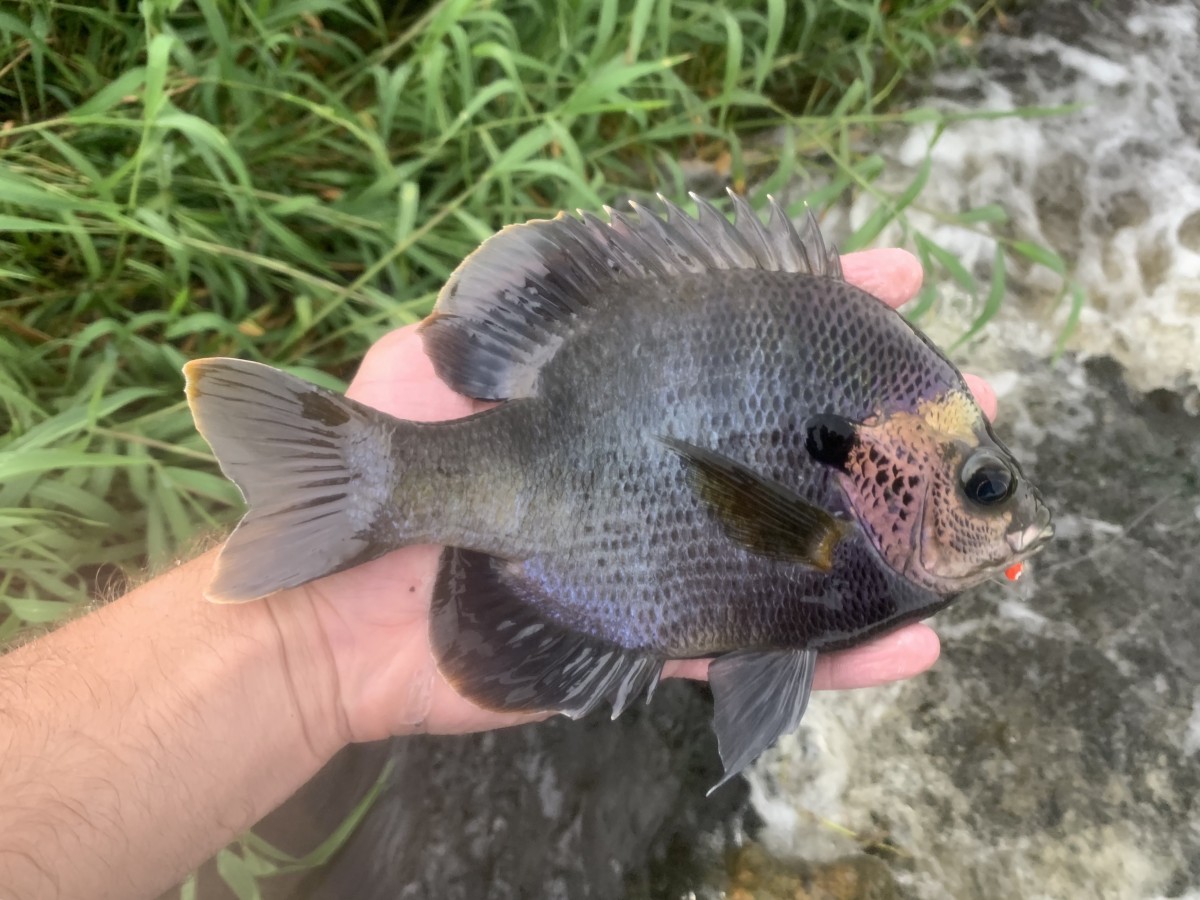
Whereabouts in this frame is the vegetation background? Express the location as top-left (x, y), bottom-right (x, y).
top-left (0, 0), bottom-right (1067, 893)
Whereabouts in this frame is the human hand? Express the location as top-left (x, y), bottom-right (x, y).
top-left (277, 248), bottom-right (1000, 746)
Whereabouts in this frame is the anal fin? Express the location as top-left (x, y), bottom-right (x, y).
top-left (707, 648), bottom-right (818, 794)
top-left (431, 548), bottom-right (662, 720)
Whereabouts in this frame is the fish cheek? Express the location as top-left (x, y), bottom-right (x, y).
top-left (920, 463), bottom-right (1015, 584)
top-left (834, 424), bottom-right (929, 582)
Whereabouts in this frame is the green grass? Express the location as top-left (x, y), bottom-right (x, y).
top-left (0, 0), bottom-right (996, 626)
top-left (0, 0), bottom-right (1075, 892)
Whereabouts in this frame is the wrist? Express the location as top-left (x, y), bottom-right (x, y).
top-left (152, 550), bottom-right (348, 770)
top-left (261, 582), bottom-right (353, 760)
top-left (0, 549), bottom-right (346, 900)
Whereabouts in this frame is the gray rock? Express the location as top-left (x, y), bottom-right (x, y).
top-left (185, 682), bottom-right (749, 900)
top-left (861, 0), bottom-right (1200, 399)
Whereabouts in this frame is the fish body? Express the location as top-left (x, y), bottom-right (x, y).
top-left (401, 269), bottom-right (954, 653)
top-left (184, 193), bottom-right (1053, 787)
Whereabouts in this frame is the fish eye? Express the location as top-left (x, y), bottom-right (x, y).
top-left (960, 450), bottom-right (1015, 507)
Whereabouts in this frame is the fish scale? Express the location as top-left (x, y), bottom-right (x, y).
top-left (183, 192), bottom-right (1052, 789)
top-left (480, 271), bottom-right (952, 650)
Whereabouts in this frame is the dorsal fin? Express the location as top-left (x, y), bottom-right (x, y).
top-left (421, 190), bottom-right (843, 401)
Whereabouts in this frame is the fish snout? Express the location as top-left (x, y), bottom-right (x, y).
top-left (1007, 503), bottom-right (1054, 554)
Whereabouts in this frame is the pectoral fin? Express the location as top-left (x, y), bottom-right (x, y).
top-left (707, 648), bottom-right (819, 793)
top-left (663, 438), bottom-right (846, 569)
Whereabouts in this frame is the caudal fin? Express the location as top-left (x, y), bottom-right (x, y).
top-left (184, 358), bottom-right (400, 602)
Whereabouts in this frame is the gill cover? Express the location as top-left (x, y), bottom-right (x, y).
top-left (812, 390), bottom-right (1052, 592)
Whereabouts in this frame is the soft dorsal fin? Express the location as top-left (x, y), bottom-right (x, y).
top-left (421, 191), bottom-right (843, 401)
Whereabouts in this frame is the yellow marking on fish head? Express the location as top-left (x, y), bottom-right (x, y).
top-left (915, 389), bottom-right (986, 444)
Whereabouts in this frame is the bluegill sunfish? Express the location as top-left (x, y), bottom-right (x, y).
top-left (184, 193), bottom-right (1053, 789)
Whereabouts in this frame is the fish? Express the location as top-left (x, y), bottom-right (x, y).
top-left (183, 191), bottom-right (1054, 790)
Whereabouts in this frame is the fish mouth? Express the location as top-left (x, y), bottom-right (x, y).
top-left (1006, 504), bottom-right (1054, 556)
top-left (911, 497), bottom-right (1054, 592)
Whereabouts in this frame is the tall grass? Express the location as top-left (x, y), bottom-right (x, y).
top-left (0, 0), bottom-right (1003, 628)
top-left (0, 0), bottom-right (1072, 891)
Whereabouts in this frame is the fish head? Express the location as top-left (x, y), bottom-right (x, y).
top-left (821, 389), bottom-right (1053, 594)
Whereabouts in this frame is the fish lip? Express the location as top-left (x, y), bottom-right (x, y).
top-left (915, 499), bottom-right (1054, 591)
top-left (1007, 504), bottom-right (1054, 555)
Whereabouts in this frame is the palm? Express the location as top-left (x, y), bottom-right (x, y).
top-left (296, 327), bottom-right (524, 741)
top-left (292, 249), bottom-right (986, 744)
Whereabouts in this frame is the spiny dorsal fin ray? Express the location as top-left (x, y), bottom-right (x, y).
top-left (421, 190), bottom-right (842, 401)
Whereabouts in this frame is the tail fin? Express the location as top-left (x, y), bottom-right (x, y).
top-left (184, 358), bottom-right (400, 603)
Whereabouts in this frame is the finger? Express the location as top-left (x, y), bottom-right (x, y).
top-left (662, 623), bottom-right (940, 690)
top-left (962, 372), bottom-right (997, 422)
top-left (346, 324), bottom-right (483, 421)
top-left (812, 623), bottom-right (940, 691)
top-left (663, 658), bottom-right (711, 681)
top-left (349, 322), bottom-right (501, 422)
top-left (839, 248), bottom-right (924, 309)
top-left (349, 323), bottom-right (426, 393)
